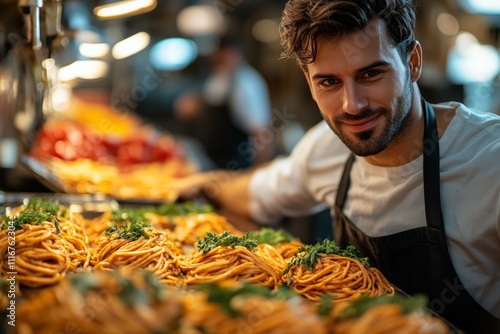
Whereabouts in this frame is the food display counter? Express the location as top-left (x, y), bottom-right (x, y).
top-left (0, 193), bottom-right (460, 334)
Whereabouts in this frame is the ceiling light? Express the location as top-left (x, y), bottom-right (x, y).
top-left (150, 38), bottom-right (198, 71)
top-left (94, 0), bottom-right (157, 19)
top-left (112, 31), bottom-right (150, 59)
top-left (79, 43), bottom-right (110, 58)
top-left (59, 60), bottom-right (109, 81)
top-left (177, 5), bottom-right (226, 36)
top-left (458, 0), bottom-right (500, 14)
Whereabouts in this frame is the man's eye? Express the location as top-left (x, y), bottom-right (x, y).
top-left (363, 69), bottom-right (382, 78)
top-left (320, 79), bottom-right (338, 87)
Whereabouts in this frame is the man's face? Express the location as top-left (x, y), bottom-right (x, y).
top-left (304, 19), bottom-right (416, 157)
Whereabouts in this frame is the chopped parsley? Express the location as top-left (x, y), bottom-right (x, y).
top-left (1, 211), bottom-right (59, 232)
top-left (196, 231), bottom-right (258, 254)
top-left (197, 283), bottom-right (298, 317)
top-left (110, 208), bottom-right (149, 225)
top-left (155, 202), bottom-right (214, 216)
top-left (247, 227), bottom-right (295, 246)
top-left (105, 221), bottom-right (153, 240)
top-left (25, 197), bottom-right (62, 217)
top-left (283, 239), bottom-right (369, 275)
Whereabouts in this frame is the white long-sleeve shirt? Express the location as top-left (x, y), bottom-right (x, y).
top-left (249, 102), bottom-right (500, 317)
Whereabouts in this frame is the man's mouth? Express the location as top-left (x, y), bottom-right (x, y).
top-left (343, 114), bottom-right (381, 133)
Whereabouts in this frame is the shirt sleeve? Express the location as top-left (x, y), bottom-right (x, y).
top-left (248, 120), bottom-right (351, 224)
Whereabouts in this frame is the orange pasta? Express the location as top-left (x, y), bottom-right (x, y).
top-left (91, 228), bottom-right (184, 286)
top-left (277, 239), bottom-right (303, 261)
top-left (0, 224), bottom-right (69, 288)
top-left (283, 253), bottom-right (395, 303)
top-left (331, 302), bottom-right (450, 334)
top-left (181, 246), bottom-right (282, 289)
top-left (16, 269), bottom-right (183, 334)
top-left (179, 284), bottom-right (328, 334)
top-left (256, 243), bottom-right (288, 272)
top-left (173, 213), bottom-right (242, 246)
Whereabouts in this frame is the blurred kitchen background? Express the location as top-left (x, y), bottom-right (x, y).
top-left (0, 0), bottom-right (499, 240)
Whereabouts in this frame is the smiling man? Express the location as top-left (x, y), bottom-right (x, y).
top-left (170, 1), bottom-right (500, 332)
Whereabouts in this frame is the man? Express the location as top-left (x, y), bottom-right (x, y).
top-left (171, 1), bottom-right (500, 332)
top-left (173, 35), bottom-right (275, 170)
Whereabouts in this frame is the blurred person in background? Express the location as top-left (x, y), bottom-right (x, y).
top-left (173, 35), bottom-right (276, 170)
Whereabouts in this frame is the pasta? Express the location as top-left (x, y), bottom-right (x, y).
top-left (276, 239), bottom-right (303, 261)
top-left (256, 243), bottom-right (288, 272)
top-left (16, 269), bottom-right (183, 334)
top-left (0, 223), bottom-right (69, 288)
top-left (173, 213), bottom-right (243, 246)
top-left (0, 199), bottom-right (90, 289)
top-left (4, 195), bottom-right (451, 334)
top-left (58, 211), bottom-right (91, 271)
top-left (180, 283), bottom-right (328, 334)
top-left (181, 246), bottom-right (282, 289)
top-left (91, 227), bottom-right (184, 286)
top-left (330, 298), bottom-right (450, 334)
top-left (283, 253), bottom-right (395, 303)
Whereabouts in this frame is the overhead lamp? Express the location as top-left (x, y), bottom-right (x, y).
top-left (150, 38), bottom-right (198, 71)
top-left (458, 0), bottom-right (500, 14)
top-left (112, 31), bottom-right (150, 59)
top-left (59, 60), bottom-right (109, 81)
top-left (177, 5), bottom-right (226, 36)
top-left (94, 0), bottom-right (157, 20)
top-left (79, 43), bottom-right (110, 58)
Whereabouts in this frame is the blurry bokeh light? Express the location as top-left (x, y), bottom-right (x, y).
top-left (177, 5), bottom-right (226, 36)
top-left (149, 38), bottom-right (198, 71)
top-left (252, 19), bottom-right (280, 43)
top-left (112, 32), bottom-right (150, 59)
top-left (447, 32), bottom-right (500, 84)
top-left (436, 13), bottom-right (460, 36)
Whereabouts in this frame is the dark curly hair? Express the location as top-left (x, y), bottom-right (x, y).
top-left (280, 0), bottom-right (417, 71)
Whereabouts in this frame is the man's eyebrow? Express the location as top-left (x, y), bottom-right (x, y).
top-left (355, 60), bottom-right (391, 75)
top-left (311, 60), bottom-right (391, 80)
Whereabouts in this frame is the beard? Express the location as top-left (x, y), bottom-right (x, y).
top-left (324, 75), bottom-right (414, 157)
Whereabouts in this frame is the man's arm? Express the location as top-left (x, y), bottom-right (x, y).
top-left (170, 168), bottom-right (261, 231)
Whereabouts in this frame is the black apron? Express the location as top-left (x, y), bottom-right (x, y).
top-left (333, 99), bottom-right (500, 333)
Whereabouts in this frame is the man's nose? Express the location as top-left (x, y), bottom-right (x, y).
top-left (342, 81), bottom-right (368, 115)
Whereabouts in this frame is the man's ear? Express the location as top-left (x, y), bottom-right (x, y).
top-left (408, 41), bottom-right (423, 82)
top-left (303, 69), bottom-right (316, 102)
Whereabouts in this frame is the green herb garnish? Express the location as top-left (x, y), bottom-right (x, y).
top-left (25, 197), bottom-right (61, 217)
top-left (317, 293), bottom-right (334, 317)
top-left (196, 231), bottom-right (258, 254)
top-left (283, 239), bottom-right (369, 274)
top-left (155, 202), bottom-right (214, 216)
top-left (105, 221), bottom-right (153, 240)
top-left (198, 283), bottom-right (298, 317)
top-left (336, 294), bottom-right (428, 321)
top-left (1, 210), bottom-right (60, 233)
top-left (247, 227), bottom-right (295, 246)
top-left (110, 208), bottom-right (149, 225)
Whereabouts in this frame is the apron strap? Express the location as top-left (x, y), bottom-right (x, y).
top-left (422, 99), bottom-right (444, 230)
top-left (335, 153), bottom-right (355, 209)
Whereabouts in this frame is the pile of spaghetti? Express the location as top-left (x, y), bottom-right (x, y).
top-left (282, 239), bottom-right (395, 303)
top-left (180, 231), bottom-right (282, 289)
top-left (327, 294), bottom-right (450, 334)
top-left (14, 268), bottom-right (450, 334)
top-left (0, 198), bottom-right (89, 288)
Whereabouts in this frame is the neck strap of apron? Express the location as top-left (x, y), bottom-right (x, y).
top-left (335, 98), bottom-right (444, 230)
